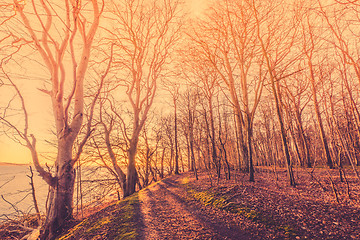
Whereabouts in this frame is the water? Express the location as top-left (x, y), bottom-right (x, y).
top-left (0, 165), bottom-right (48, 221)
top-left (0, 165), bottom-right (120, 222)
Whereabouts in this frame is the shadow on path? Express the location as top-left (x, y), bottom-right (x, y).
top-left (138, 175), bottom-right (257, 240)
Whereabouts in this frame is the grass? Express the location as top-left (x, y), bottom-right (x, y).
top-left (181, 177), bottom-right (298, 239)
top-left (57, 193), bottom-right (141, 240)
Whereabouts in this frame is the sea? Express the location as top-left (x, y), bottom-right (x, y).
top-left (0, 165), bottom-right (119, 222)
top-left (0, 165), bottom-right (48, 221)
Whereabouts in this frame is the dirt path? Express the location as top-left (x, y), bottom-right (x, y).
top-left (10, 169), bottom-right (359, 239)
top-left (138, 175), bottom-right (256, 240)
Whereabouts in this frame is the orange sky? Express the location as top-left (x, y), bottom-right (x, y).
top-left (189, 0), bottom-right (209, 17)
top-left (0, 0), bottom-right (209, 165)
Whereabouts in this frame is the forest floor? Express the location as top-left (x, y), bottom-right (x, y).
top-left (1, 167), bottom-right (360, 239)
top-left (139, 167), bottom-right (360, 240)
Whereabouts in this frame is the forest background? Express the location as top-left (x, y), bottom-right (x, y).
top-left (1, 0), bottom-right (360, 239)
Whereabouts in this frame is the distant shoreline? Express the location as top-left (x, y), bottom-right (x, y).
top-left (0, 162), bottom-right (29, 166)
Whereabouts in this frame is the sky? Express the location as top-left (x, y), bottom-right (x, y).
top-left (189, 0), bottom-right (209, 17)
top-left (0, 0), bottom-right (209, 165)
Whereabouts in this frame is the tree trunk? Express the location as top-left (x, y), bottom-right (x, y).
top-left (234, 114), bottom-right (242, 171)
top-left (41, 146), bottom-right (75, 240)
top-left (169, 144), bottom-right (174, 174)
top-left (295, 110), bottom-right (312, 168)
top-left (231, 92), bottom-right (248, 172)
top-left (103, 123), bottom-right (127, 196)
top-left (189, 117), bottom-right (198, 180)
top-left (246, 123), bottom-right (255, 182)
top-left (125, 140), bottom-right (138, 197)
top-left (273, 79), bottom-right (296, 186)
top-left (308, 61), bottom-right (333, 169)
top-left (174, 103), bottom-right (179, 174)
top-left (207, 101), bottom-right (220, 179)
top-left (187, 134), bottom-right (192, 171)
top-left (287, 115), bottom-right (303, 167)
top-left (144, 149), bottom-right (150, 187)
top-left (160, 148), bottom-right (165, 178)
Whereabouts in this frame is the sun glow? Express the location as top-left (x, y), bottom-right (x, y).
top-left (0, 140), bottom-right (31, 165)
top-left (188, 0), bottom-right (209, 17)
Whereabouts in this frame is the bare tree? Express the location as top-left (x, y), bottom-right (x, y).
top-left (184, 89), bottom-right (199, 179)
top-left (0, 1), bottom-right (104, 238)
top-left (300, 9), bottom-right (334, 168)
top-left (101, 0), bottom-right (182, 197)
top-left (318, 0), bottom-right (360, 169)
top-left (252, 0), bottom-right (300, 186)
top-left (189, 0), bottom-right (265, 182)
top-left (181, 46), bottom-right (222, 178)
top-left (163, 83), bottom-right (181, 174)
top-left (283, 71), bottom-right (312, 168)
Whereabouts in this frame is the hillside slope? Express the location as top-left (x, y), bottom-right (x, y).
top-left (57, 174), bottom-right (257, 240)
top-left (57, 170), bottom-right (360, 239)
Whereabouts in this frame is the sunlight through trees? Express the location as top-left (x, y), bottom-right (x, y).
top-left (2, 0), bottom-right (360, 239)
